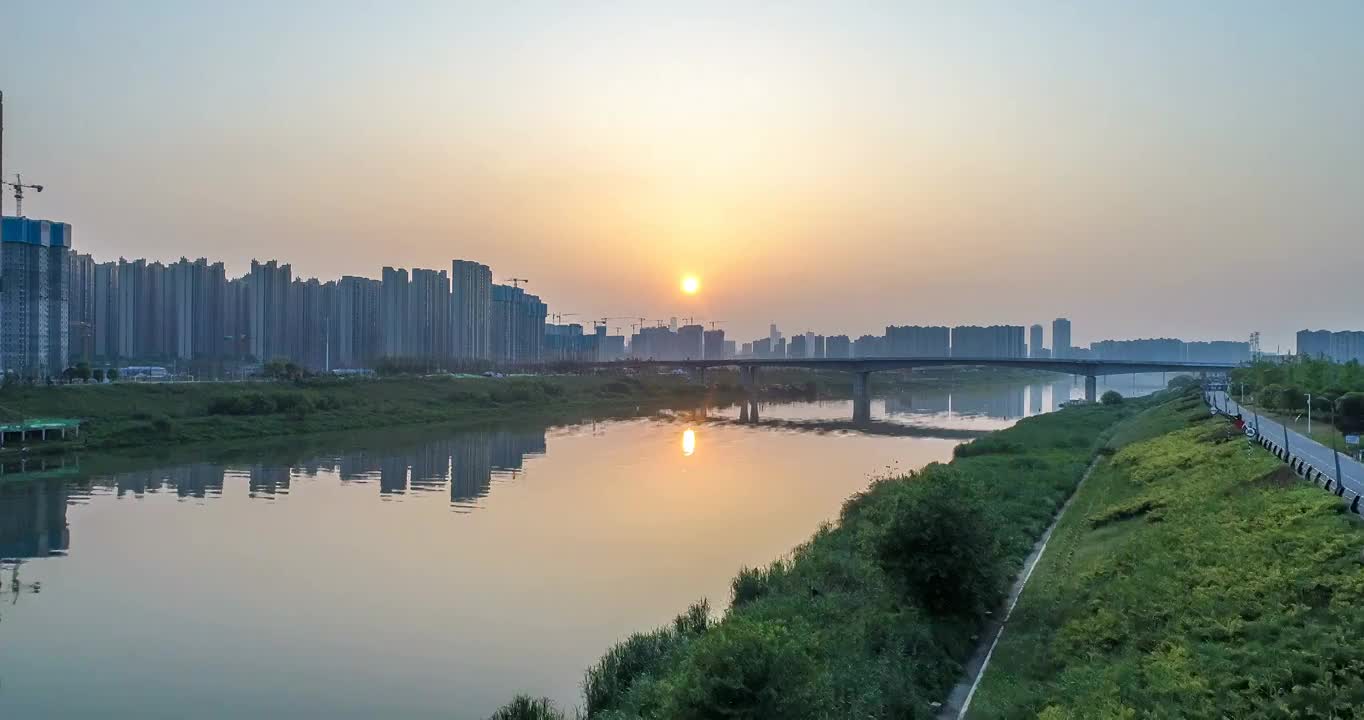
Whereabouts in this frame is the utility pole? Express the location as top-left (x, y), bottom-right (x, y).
top-left (1331, 403), bottom-right (1344, 485)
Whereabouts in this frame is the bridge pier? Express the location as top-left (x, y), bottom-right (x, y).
top-left (739, 365), bottom-right (758, 394)
top-left (1085, 375), bottom-right (1097, 403)
top-left (852, 371), bottom-right (872, 423)
top-left (739, 366), bottom-right (761, 423)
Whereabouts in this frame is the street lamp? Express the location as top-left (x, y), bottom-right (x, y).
top-left (1307, 393), bottom-right (1312, 434)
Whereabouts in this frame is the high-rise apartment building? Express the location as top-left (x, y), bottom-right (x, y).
top-left (826, 335), bottom-right (851, 358)
top-left (249, 259), bottom-right (291, 362)
top-left (333, 275), bottom-right (380, 368)
top-left (1052, 317), bottom-right (1072, 359)
top-left (703, 329), bottom-right (725, 360)
top-left (92, 261), bottom-right (118, 360)
top-left (380, 266), bottom-right (409, 357)
top-left (68, 253), bottom-right (95, 362)
top-left (1297, 329), bottom-right (1332, 359)
top-left (408, 268), bottom-right (450, 360)
top-left (0, 216), bottom-right (71, 378)
top-left (885, 325), bottom-right (950, 356)
top-left (451, 260), bottom-right (491, 361)
top-left (951, 325), bottom-right (1026, 358)
top-left (1029, 323), bottom-right (1045, 358)
top-left (489, 284), bottom-right (546, 363)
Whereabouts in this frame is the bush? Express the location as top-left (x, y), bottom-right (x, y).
top-left (1335, 392), bottom-right (1364, 434)
top-left (953, 436), bottom-right (1025, 458)
top-left (731, 566), bottom-right (775, 608)
top-left (486, 696), bottom-right (565, 720)
top-left (1167, 375), bottom-right (1200, 392)
top-left (663, 618), bottom-right (827, 720)
top-left (584, 602), bottom-right (711, 717)
top-left (875, 467), bottom-right (1006, 618)
top-left (1101, 390), bottom-right (1124, 405)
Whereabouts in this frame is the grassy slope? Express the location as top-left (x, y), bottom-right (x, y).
top-left (969, 392), bottom-right (1364, 717)
top-left (0, 374), bottom-right (720, 453)
top-left (568, 400), bottom-right (1140, 719)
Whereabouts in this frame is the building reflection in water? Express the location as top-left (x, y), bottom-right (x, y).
top-left (0, 426), bottom-right (552, 563)
top-left (0, 480), bottom-right (70, 560)
top-left (884, 385), bottom-right (1028, 420)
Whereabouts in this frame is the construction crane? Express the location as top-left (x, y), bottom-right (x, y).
top-left (596, 316), bottom-right (633, 330)
top-left (707, 320), bottom-right (727, 330)
top-left (551, 312), bottom-right (579, 324)
top-left (506, 277), bottom-right (529, 289)
top-left (2, 173), bottom-right (43, 217)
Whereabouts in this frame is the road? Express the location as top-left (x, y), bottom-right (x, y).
top-left (1210, 391), bottom-right (1364, 501)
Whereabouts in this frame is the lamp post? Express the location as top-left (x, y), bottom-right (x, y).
top-left (1307, 393), bottom-right (1312, 435)
top-left (1330, 402), bottom-right (1343, 485)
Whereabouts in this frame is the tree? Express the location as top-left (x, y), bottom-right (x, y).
top-left (75, 362), bottom-right (92, 382)
top-left (107, 368), bottom-right (120, 382)
top-left (1335, 393), bottom-right (1364, 434)
top-left (92, 368), bottom-right (105, 383)
top-left (1101, 390), bottom-right (1124, 405)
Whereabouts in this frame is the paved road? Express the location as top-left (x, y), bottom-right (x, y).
top-left (1210, 391), bottom-right (1364, 501)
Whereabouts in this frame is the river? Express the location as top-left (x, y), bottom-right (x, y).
top-left (0, 374), bottom-right (1165, 718)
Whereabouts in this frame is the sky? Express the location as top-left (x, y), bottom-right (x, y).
top-left (3, 1), bottom-right (1361, 351)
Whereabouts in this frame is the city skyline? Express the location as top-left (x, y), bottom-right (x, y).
top-left (4, 2), bottom-right (1362, 351)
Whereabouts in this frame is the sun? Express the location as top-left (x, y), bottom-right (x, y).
top-left (681, 275), bottom-right (701, 295)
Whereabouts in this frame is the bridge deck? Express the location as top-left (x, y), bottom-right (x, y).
top-left (588, 356), bottom-right (1236, 377)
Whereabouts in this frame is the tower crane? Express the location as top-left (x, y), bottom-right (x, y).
top-left (707, 320), bottom-right (727, 330)
top-left (2, 174), bottom-right (43, 217)
top-left (506, 277), bottom-right (529, 289)
top-left (551, 312), bottom-right (579, 324)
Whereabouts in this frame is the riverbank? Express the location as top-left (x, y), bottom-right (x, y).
top-left (0, 366), bottom-right (1064, 461)
top-left (491, 387), bottom-right (1147, 718)
top-left (966, 390), bottom-right (1364, 717)
top-left (0, 374), bottom-right (729, 457)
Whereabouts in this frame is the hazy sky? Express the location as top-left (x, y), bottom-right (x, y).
top-left (3, 1), bottom-right (1360, 350)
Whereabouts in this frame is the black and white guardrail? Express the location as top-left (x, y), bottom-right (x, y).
top-left (1208, 394), bottom-right (1360, 515)
top-left (1254, 431), bottom-right (1361, 515)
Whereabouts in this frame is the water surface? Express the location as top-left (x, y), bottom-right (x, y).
top-left (0, 375), bottom-right (1161, 718)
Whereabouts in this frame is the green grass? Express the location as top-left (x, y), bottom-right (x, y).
top-left (563, 396), bottom-right (1142, 719)
top-left (968, 392), bottom-right (1364, 717)
top-left (0, 374), bottom-right (725, 455)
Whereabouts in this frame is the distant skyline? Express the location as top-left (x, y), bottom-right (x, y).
top-left (4, 1), bottom-right (1361, 350)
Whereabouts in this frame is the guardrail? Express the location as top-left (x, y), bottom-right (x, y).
top-left (1248, 426), bottom-right (1362, 516)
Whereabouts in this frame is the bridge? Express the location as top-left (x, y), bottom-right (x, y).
top-left (589, 356), bottom-right (1237, 422)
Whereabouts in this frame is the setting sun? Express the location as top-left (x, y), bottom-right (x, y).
top-left (681, 275), bottom-right (701, 295)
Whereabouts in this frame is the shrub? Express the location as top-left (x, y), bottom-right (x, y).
top-left (663, 618), bottom-right (827, 720)
top-left (1335, 392), bottom-right (1364, 434)
top-left (584, 631), bottom-right (681, 716)
top-left (487, 696), bottom-right (565, 720)
top-left (1167, 375), bottom-right (1200, 392)
top-left (953, 436), bottom-right (1025, 458)
top-left (584, 602), bottom-right (712, 716)
top-left (1101, 390), bottom-right (1124, 405)
top-left (731, 566), bottom-right (775, 608)
top-left (875, 467), bottom-right (1006, 618)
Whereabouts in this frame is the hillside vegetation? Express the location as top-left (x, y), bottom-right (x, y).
top-left (968, 391), bottom-right (1364, 717)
